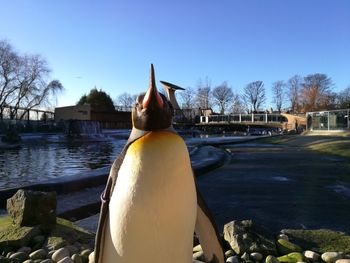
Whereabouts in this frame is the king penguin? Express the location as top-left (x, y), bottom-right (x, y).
top-left (93, 64), bottom-right (225, 263)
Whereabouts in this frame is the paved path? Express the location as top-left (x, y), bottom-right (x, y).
top-left (197, 137), bottom-right (350, 234)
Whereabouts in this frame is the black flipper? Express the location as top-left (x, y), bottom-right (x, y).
top-left (195, 188), bottom-right (225, 263)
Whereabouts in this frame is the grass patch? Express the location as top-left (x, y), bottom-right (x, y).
top-left (307, 140), bottom-right (350, 159)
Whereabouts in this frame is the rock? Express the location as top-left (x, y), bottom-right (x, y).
top-left (30, 235), bottom-right (46, 249)
top-left (47, 250), bottom-right (55, 259)
top-left (33, 260), bottom-right (41, 263)
top-left (17, 247), bottom-right (31, 255)
top-left (29, 249), bottom-right (47, 260)
top-left (277, 239), bottom-right (302, 255)
top-left (223, 220), bottom-right (277, 256)
top-left (193, 244), bottom-right (202, 253)
top-left (58, 256), bottom-right (74, 263)
top-left (6, 190), bottom-right (56, 229)
top-left (9, 251), bottom-right (28, 261)
top-left (52, 248), bottom-right (70, 262)
top-left (65, 246), bottom-right (79, 255)
top-left (250, 252), bottom-right (263, 261)
top-left (241, 252), bottom-right (250, 261)
top-left (227, 256), bottom-right (240, 263)
top-left (0, 256), bottom-right (19, 263)
top-left (45, 237), bottom-right (67, 251)
top-left (0, 225), bottom-right (41, 250)
top-left (278, 234), bottom-right (289, 241)
top-left (265, 255), bottom-right (279, 263)
top-left (41, 260), bottom-right (54, 263)
top-left (277, 252), bottom-right (304, 263)
top-left (281, 229), bottom-right (350, 253)
top-left (88, 251), bottom-right (94, 263)
top-left (303, 250), bottom-right (320, 261)
top-left (321, 252), bottom-right (343, 263)
top-left (335, 260), bottom-right (350, 263)
top-left (226, 250), bottom-right (235, 257)
top-left (23, 260), bottom-right (34, 263)
top-left (80, 249), bottom-right (92, 257)
top-left (193, 261), bottom-right (205, 263)
top-left (193, 251), bottom-right (205, 261)
top-left (71, 254), bottom-right (83, 263)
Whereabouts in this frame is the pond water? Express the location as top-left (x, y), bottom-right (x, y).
top-left (0, 138), bottom-right (126, 189)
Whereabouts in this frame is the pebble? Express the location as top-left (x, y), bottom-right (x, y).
top-left (193, 244), bottom-right (203, 252)
top-left (225, 250), bottom-right (235, 257)
top-left (18, 247), bottom-right (32, 255)
top-left (241, 252), bottom-right (250, 261)
top-left (52, 248), bottom-right (70, 262)
top-left (41, 259), bottom-right (54, 263)
top-left (58, 256), bottom-right (74, 263)
top-left (303, 250), bottom-right (320, 261)
top-left (23, 260), bottom-right (34, 263)
top-left (48, 250), bottom-right (55, 259)
top-left (335, 260), bottom-right (350, 263)
top-left (34, 259), bottom-right (42, 263)
top-left (322, 252), bottom-right (344, 263)
top-left (88, 251), bottom-right (95, 263)
top-left (227, 255), bottom-right (240, 263)
top-left (80, 249), bottom-right (92, 257)
top-left (193, 251), bottom-right (205, 261)
top-left (66, 245), bottom-right (80, 255)
top-left (71, 254), bottom-right (83, 263)
top-left (9, 251), bottom-right (28, 261)
top-left (250, 252), bottom-right (263, 261)
top-left (29, 249), bottom-right (47, 260)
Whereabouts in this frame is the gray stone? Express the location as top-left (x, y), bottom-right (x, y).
top-left (241, 252), bottom-right (250, 261)
top-left (278, 234), bottom-right (289, 241)
top-left (88, 251), bottom-right (94, 263)
top-left (336, 260), bottom-right (350, 263)
top-left (48, 250), bottom-right (55, 259)
top-left (0, 225), bottom-right (41, 249)
top-left (80, 249), bottom-right (92, 257)
top-left (321, 252), bottom-right (343, 263)
top-left (23, 260), bottom-right (34, 263)
top-left (223, 220), bottom-right (277, 256)
top-left (52, 248), bottom-right (70, 262)
top-left (18, 247), bottom-right (31, 255)
top-left (71, 254), bottom-right (83, 263)
top-left (33, 260), bottom-right (42, 263)
top-left (6, 190), bottom-right (56, 228)
top-left (303, 250), bottom-right (320, 261)
top-left (227, 256), bottom-right (240, 263)
top-left (9, 251), bottom-right (28, 261)
top-left (30, 235), bottom-right (46, 248)
top-left (57, 257), bottom-right (74, 263)
top-left (29, 249), bottom-right (47, 260)
top-left (65, 246), bottom-right (79, 256)
top-left (193, 244), bottom-right (202, 252)
top-left (250, 252), bottom-right (263, 261)
top-left (41, 259), bottom-right (54, 263)
top-left (225, 250), bottom-right (235, 257)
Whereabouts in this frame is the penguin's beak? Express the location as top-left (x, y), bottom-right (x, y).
top-left (142, 64), bottom-right (164, 109)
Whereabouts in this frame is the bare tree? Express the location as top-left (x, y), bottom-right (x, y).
top-left (116, 92), bottom-right (134, 111)
top-left (287, 75), bottom-right (302, 113)
top-left (231, 93), bottom-right (245, 113)
top-left (300, 73), bottom-right (333, 112)
top-left (177, 86), bottom-right (196, 109)
top-left (211, 81), bottom-right (233, 114)
top-left (195, 77), bottom-right (211, 109)
top-left (0, 40), bottom-right (63, 120)
top-left (336, 86), bottom-right (350, 109)
top-left (242, 81), bottom-right (265, 113)
top-left (271, 80), bottom-right (285, 112)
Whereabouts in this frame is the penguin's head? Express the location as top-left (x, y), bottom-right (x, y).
top-left (132, 64), bottom-right (174, 131)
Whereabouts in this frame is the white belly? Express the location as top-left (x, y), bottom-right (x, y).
top-left (101, 132), bottom-right (197, 263)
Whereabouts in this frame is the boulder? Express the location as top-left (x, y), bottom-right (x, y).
top-left (0, 224), bottom-right (41, 251)
top-left (223, 220), bottom-right (277, 256)
top-left (7, 190), bottom-right (56, 229)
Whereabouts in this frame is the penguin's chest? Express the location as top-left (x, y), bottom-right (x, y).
top-left (105, 132), bottom-right (197, 262)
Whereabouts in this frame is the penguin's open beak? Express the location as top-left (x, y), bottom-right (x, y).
top-left (142, 64), bottom-right (164, 109)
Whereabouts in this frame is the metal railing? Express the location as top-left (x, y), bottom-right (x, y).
top-left (199, 113), bottom-right (286, 124)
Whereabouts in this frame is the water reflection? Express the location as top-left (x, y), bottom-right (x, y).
top-left (0, 139), bottom-right (126, 189)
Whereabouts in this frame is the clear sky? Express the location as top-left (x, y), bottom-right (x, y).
top-left (0, 0), bottom-right (349, 109)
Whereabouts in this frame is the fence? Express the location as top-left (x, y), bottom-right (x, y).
top-left (306, 109), bottom-right (350, 131)
top-left (199, 113), bottom-right (287, 124)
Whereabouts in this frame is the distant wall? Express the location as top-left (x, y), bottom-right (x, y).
top-left (55, 105), bottom-right (91, 121)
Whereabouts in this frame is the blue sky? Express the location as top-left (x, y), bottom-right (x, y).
top-left (1, 0), bottom-right (349, 110)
